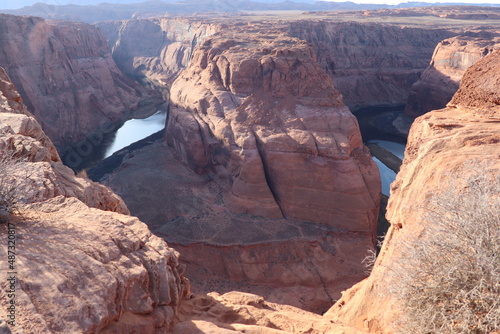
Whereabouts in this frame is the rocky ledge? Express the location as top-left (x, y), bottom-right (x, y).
top-left (0, 67), bottom-right (189, 333)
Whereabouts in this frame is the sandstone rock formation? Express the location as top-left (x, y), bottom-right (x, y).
top-left (0, 14), bottom-right (163, 152)
top-left (168, 27), bottom-right (380, 228)
top-left (0, 67), bottom-right (189, 333)
top-left (325, 50), bottom-right (500, 333)
top-left (289, 21), bottom-right (455, 110)
top-left (404, 30), bottom-right (500, 117)
top-left (174, 291), bottom-right (364, 334)
top-left (97, 18), bottom-right (220, 87)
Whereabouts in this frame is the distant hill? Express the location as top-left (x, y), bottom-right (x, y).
top-left (1, 0), bottom-right (499, 23)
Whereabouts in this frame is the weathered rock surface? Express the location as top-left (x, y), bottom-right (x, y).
top-left (174, 291), bottom-right (364, 334)
top-left (168, 27), bottom-right (380, 228)
top-left (404, 30), bottom-right (500, 117)
top-left (91, 135), bottom-right (375, 314)
top-left (0, 67), bottom-right (189, 333)
top-left (289, 21), bottom-right (455, 110)
top-left (325, 50), bottom-right (500, 333)
top-left (0, 14), bottom-right (163, 151)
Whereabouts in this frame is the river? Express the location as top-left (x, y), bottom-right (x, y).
top-left (103, 110), bottom-right (167, 158)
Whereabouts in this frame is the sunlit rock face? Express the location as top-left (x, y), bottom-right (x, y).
top-left (0, 14), bottom-right (162, 150)
top-left (168, 27), bottom-right (380, 228)
top-left (0, 66), bottom-right (189, 333)
top-left (325, 50), bottom-right (500, 333)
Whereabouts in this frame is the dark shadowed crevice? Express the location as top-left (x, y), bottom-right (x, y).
top-left (251, 129), bottom-right (285, 218)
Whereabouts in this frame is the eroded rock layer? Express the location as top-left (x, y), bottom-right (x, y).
top-left (325, 50), bottom-right (500, 333)
top-left (289, 21), bottom-right (455, 110)
top-left (0, 67), bottom-right (189, 333)
top-left (0, 14), bottom-right (163, 150)
top-left (96, 18), bottom-right (221, 86)
top-left (404, 30), bottom-right (500, 117)
top-left (168, 27), bottom-right (380, 228)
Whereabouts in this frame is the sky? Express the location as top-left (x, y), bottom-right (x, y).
top-left (1, 0), bottom-right (499, 10)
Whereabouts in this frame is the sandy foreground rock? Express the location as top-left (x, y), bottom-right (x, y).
top-left (0, 67), bottom-right (189, 333)
top-left (325, 50), bottom-right (500, 333)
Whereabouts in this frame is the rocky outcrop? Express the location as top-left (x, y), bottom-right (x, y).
top-left (289, 21), bottom-right (455, 110)
top-left (0, 67), bottom-right (188, 333)
top-left (0, 14), bottom-right (163, 152)
top-left (168, 27), bottom-right (380, 227)
top-left (325, 50), bottom-right (500, 333)
top-left (174, 291), bottom-right (364, 334)
top-left (96, 18), bottom-right (220, 87)
top-left (404, 30), bottom-right (500, 117)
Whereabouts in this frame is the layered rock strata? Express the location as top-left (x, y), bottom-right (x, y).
top-left (96, 18), bottom-right (220, 86)
top-left (0, 14), bottom-right (163, 151)
top-left (325, 50), bottom-right (500, 333)
top-left (289, 21), bottom-right (455, 110)
top-left (168, 28), bottom-right (380, 228)
top-left (404, 30), bottom-right (500, 117)
top-left (0, 67), bottom-right (189, 333)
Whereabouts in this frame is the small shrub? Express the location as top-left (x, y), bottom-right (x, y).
top-left (388, 162), bottom-right (499, 334)
top-left (0, 150), bottom-right (27, 222)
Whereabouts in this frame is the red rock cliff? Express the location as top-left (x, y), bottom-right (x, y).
top-left (0, 14), bottom-right (163, 150)
top-left (325, 50), bottom-right (500, 333)
top-left (289, 21), bottom-right (455, 110)
top-left (97, 18), bottom-right (220, 86)
top-left (0, 66), bottom-right (189, 333)
top-left (404, 30), bottom-right (500, 117)
top-left (168, 27), bottom-right (380, 230)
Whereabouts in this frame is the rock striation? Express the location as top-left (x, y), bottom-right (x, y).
top-left (0, 67), bottom-right (189, 333)
top-left (325, 50), bottom-right (500, 333)
top-left (168, 27), bottom-right (380, 228)
top-left (404, 30), bottom-right (500, 117)
top-left (289, 21), bottom-right (455, 110)
top-left (0, 14), bottom-right (163, 151)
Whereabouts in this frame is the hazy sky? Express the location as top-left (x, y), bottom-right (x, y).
top-left (1, 0), bottom-right (499, 10)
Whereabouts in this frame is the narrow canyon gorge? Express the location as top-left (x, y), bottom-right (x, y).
top-left (0, 6), bottom-right (498, 334)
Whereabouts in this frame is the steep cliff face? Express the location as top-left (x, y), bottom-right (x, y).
top-left (325, 51), bottom-right (500, 333)
top-left (289, 21), bottom-right (455, 110)
top-left (0, 14), bottom-right (163, 151)
top-left (0, 67), bottom-right (188, 333)
top-left (404, 30), bottom-right (500, 117)
top-left (169, 26), bottom-right (380, 229)
top-left (96, 18), bottom-right (220, 86)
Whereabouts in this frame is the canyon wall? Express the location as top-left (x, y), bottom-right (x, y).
top-left (0, 67), bottom-right (189, 333)
top-left (289, 21), bottom-right (455, 110)
top-left (325, 50), bottom-right (500, 333)
top-left (96, 18), bottom-right (221, 87)
top-left (404, 30), bottom-right (500, 117)
top-left (0, 14), bottom-right (163, 152)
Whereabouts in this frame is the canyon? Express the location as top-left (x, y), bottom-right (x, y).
top-left (0, 14), bottom-right (163, 165)
top-left (0, 5), bottom-right (499, 333)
